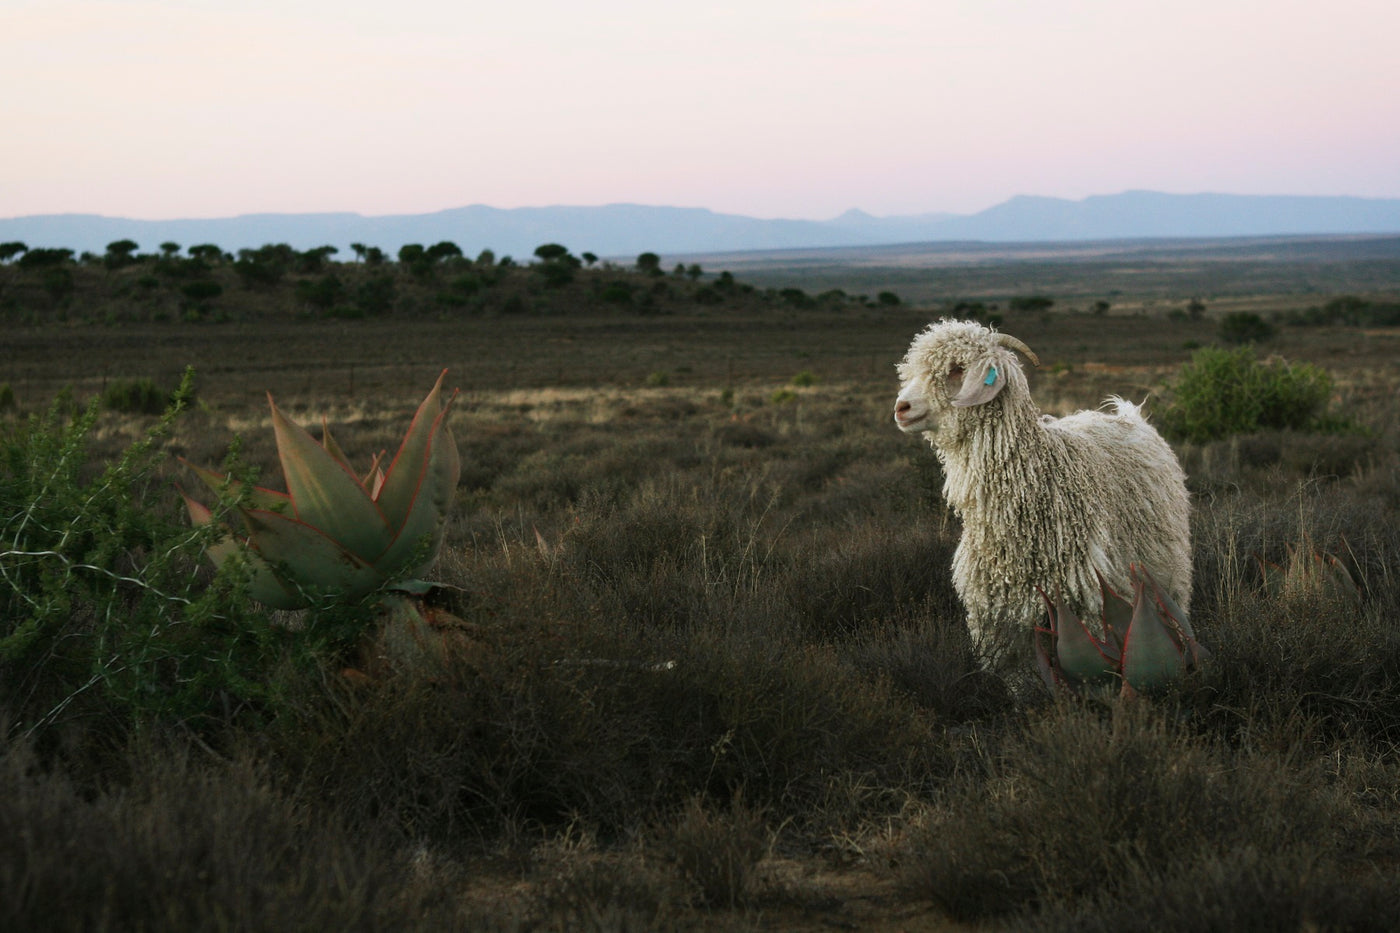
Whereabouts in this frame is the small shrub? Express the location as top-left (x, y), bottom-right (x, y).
top-left (1008, 294), bottom-right (1053, 312)
top-left (179, 280), bottom-right (222, 305)
top-left (0, 384), bottom-right (14, 411)
top-left (1161, 345), bottom-right (1339, 443)
top-left (1218, 311), bottom-right (1275, 343)
top-left (661, 794), bottom-right (769, 908)
top-left (600, 282), bottom-right (633, 304)
top-left (646, 370), bottom-right (671, 387)
top-left (100, 378), bottom-right (169, 415)
top-left (897, 704), bottom-right (1357, 921)
top-left (790, 370), bottom-right (817, 387)
top-left (354, 275), bottom-right (396, 316)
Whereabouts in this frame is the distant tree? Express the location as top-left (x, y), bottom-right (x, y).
top-left (104, 239), bottom-right (139, 269)
top-left (535, 261), bottom-right (575, 288)
top-left (0, 241), bottom-right (27, 263)
top-left (534, 243), bottom-right (570, 263)
top-left (636, 252), bottom-right (662, 276)
top-left (581, 251), bottom-right (598, 267)
top-left (779, 287), bottom-right (814, 309)
top-left (159, 241), bottom-right (181, 258)
top-left (188, 243), bottom-right (224, 262)
top-left (715, 270), bottom-right (736, 292)
top-left (233, 243), bottom-right (295, 286)
top-left (350, 242), bottom-right (368, 263)
top-left (18, 248), bottom-right (74, 270)
top-left (364, 246), bottom-right (386, 266)
top-left (426, 241), bottom-right (463, 263)
top-left (877, 290), bottom-right (902, 307)
top-left (686, 263), bottom-right (703, 281)
top-left (297, 245), bottom-right (339, 273)
top-left (672, 263), bottom-right (687, 277)
top-left (398, 244), bottom-right (426, 266)
top-left (1187, 297), bottom-right (1207, 320)
top-left (1092, 299), bottom-right (1112, 316)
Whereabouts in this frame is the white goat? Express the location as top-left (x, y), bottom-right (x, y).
top-left (894, 319), bottom-right (1190, 653)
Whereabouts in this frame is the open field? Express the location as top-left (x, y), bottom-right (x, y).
top-left (679, 233), bottom-right (1400, 307)
top-left (5, 245), bottom-right (1400, 929)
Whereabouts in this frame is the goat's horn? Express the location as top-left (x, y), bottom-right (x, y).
top-left (995, 333), bottom-right (1040, 367)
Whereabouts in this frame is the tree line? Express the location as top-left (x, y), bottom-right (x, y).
top-left (0, 239), bottom-right (899, 324)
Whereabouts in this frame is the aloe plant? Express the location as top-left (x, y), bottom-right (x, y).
top-left (1036, 565), bottom-right (1208, 696)
top-left (1256, 541), bottom-right (1360, 603)
top-left (180, 372), bottom-right (459, 610)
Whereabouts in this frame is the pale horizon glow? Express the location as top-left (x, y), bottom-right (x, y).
top-left (3, 0), bottom-right (1399, 221)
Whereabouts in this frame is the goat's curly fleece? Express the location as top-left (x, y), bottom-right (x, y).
top-left (897, 320), bottom-right (1191, 649)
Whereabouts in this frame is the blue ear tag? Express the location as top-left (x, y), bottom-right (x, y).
top-left (984, 365), bottom-right (998, 386)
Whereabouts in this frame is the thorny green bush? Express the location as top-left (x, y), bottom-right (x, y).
top-left (0, 371), bottom-right (288, 748)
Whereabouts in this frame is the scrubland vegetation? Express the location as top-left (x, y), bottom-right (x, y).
top-left (3, 237), bottom-right (1400, 929)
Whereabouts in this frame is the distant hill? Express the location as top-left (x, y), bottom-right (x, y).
top-left (4, 192), bottom-right (1400, 258)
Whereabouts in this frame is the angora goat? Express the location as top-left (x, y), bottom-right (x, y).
top-left (894, 319), bottom-right (1190, 653)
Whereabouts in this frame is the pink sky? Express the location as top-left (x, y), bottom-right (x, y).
top-left (3, 0), bottom-right (1398, 220)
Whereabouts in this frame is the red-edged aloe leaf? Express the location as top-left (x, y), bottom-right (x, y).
top-left (180, 490), bottom-right (305, 608)
top-left (242, 507), bottom-right (387, 603)
top-left (1095, 568), bottom-right (1133, 653)
top-left (1321, 552), bottom-right (1360, 599)
top-left (268, 394), bottom-right (391, 561)
top-left (320, 418), bottom-right (355, 474)
top-left (1135, 564), bottom-right (1198, 642)
top-left (371, 407), bottom-right (460, 578)
top-left (1034, 627), bottom-right (1060, 691)
top-left (1053, 598), bottom-right (1119, 686)
top-left (375, 372), bottom-right (456, 531)
top-left (180, 458), bottom-right (290, 514)
top-left (362, 450), bottom-right (386, 494)
top-left (1121, 576), bottom-right (1187, 694)
top-left (1256, 554), bottom-right (1286, 597)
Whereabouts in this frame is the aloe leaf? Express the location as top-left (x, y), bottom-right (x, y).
top-left (1321, 552), bottom-right (1360, 599)
top-left (180, 458), bottom-right (290, 513)
top-left (320, 417), bottom-right (355, 473)
top-left (1121, 577), bottom-right (1187, 693)
top-left (180, 491), bottom-right (304, 608)
top-left (1095, 568), bottom-right (1133, 652)
top-left (1053, 598), bottom-right (1119, 686)
top-left (242, 507), bottom-right (387, 602)
top-left (371, 407), bottom-right (460, 578)
top-left (1135, 564), bottom-right (1197, 640)
top-left (376, 372), bottom-right (456, 531)
top-left (362, 450), bottom-right (386, 493)
top-left (268, 395), bottom-right (391, 561)
top-left (1256, 555), bottom-right (1286, 597)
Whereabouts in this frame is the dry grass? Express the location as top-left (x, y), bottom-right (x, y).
top-left (5, 273), bottom-right (1400, 928)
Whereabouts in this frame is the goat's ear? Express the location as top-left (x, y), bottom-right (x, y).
top-left (950, 358), bottom-right (1006, 408)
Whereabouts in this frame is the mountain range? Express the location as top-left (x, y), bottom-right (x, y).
top-left (4, 191), bottom-right (1400, 259)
